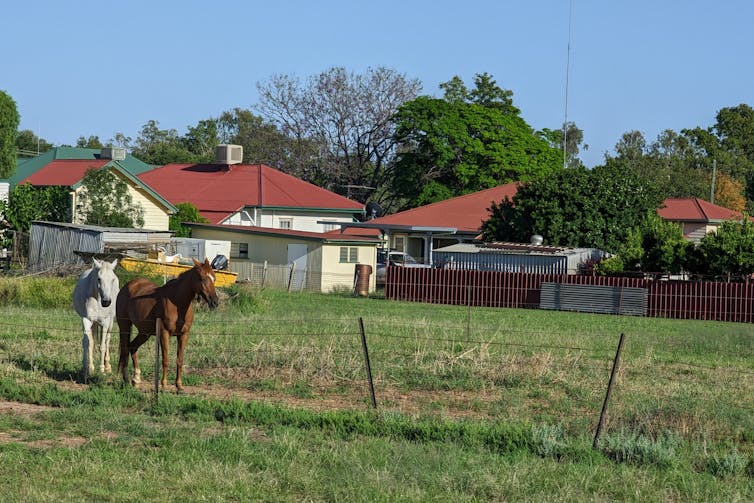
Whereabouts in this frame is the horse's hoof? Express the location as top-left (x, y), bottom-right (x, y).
top-left (104, 366), bottom-right (112, 373)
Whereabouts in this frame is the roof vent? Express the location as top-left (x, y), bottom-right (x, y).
top-left (530, 234), bottom-right (544, 245)
top-left (101, 147), bottom-right (126, 161)
top-left (215, 144), bottom-right (243, 165)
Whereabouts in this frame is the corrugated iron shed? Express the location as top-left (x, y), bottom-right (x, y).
top-left (28, 221), bottom-right (172, 271)
top-left (432, 242), bottom-right (607, 275)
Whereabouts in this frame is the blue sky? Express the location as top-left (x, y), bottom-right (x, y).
top-left (3, 1), bottom-right (753, 168)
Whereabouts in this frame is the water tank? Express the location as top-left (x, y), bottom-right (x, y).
top-left (530, 234), bottom-right (544, 245)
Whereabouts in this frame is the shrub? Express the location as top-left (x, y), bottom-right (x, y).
top-left (599, 430), bottom-right (681, 469)
top-left (704, 447), bottom-right (748, 478)
top-left (531, 423), bottom-right (567, 459)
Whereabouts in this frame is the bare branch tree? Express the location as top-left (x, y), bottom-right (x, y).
top-left (256, 67), bottom-right (421, 205)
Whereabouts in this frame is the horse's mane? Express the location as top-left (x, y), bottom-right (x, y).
top-left (159, 264), bottom-right (201, 289)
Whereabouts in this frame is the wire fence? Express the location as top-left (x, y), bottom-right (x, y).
top-left (0, 311), bottom-right (753, 443)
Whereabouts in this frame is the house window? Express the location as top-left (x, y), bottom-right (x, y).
top-left (231, 242), bottom-right (249, 260)
top-left (339, 247), bottom-right (358, 263)
top-left (394, 236), bottom-right (405, 252)
top-left (279, 218), bottom-right (293, 230)
top-left (322, 220), bottom-right (338, 232)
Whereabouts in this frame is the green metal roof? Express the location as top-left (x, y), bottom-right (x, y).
top-left (4, 147), bottom-right (155, 187)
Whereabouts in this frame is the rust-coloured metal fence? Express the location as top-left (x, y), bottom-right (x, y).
top-left (385, 267), bottom-right (754, 323)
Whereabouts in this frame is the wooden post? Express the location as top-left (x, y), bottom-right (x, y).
top-left (593, 333), bottom-right (626, 449)
top-left (154, 318), bottom-right (161, 401)
top-left (287, 262), bottom-right (296, 292)
top-left (359, 317), bottom-right (378, 409)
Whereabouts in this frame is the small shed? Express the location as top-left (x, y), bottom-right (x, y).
top-left (28, 221), bottom-right (172, 271)
top-left (186, 222), bottom-right (381, 293)
top-left (432, 242), bottom-right (608, 275)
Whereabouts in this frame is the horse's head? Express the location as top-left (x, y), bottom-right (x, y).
top-left (192, 258), bottom-right (219, 310)
top-left (92, 258), bottom-right (119, 308)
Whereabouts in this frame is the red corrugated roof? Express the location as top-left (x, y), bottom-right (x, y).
top-left (368, 183), bottom-right (519, 233)
top-left (21, 159), bottom-right (110, 186)
top-left (138, 163), bottom-right (363, 224)
top-left (658, 197), bottom-right (744, 222)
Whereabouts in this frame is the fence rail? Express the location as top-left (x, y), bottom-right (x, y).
top-left (385, 267), bottom-right (754, 323)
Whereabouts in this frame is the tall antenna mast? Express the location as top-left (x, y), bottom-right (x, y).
top-left (563, 0), bottom-right (573, 168)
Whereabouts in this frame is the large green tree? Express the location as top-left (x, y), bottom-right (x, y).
top-left (16, 130), bottom-right (53, 156)
top-left (697, 216), bottom-right (754, 279)
top-left (481, 164), bottom-right (663, 253)
top-left (76, 168), bottom-right (144, 228)
top-left (0, 183), bottom-right (70, 236)
top-left (0, 90), bottom-right (20, 178)
top-left (391, 73), bottom-right (562, 209)
top-left (130, 120), bottom-right (199, 165)
top-left (604, 130), bottom-right (711, 202)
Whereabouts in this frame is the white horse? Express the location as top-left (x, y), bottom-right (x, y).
top-left (73, 258), bottom-right (119, 381)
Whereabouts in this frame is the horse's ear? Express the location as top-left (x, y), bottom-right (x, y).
top-left (192, 258), bottom-right (201, 267)
top-left (110, 258), bottom-right (118, 269)
top-left (93, 258), bottom-right (102, 268)
top-left (204, 257), bottom-right (211, 267)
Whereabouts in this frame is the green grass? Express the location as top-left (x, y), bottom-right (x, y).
top-left (0, 281), bottom-right (753, 500)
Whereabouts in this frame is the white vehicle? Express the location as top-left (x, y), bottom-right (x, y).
top-left (376, 250), bottom-right (428, 284)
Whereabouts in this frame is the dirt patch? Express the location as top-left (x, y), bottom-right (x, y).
top-left (0, 401), bottom-right (89, 449)
top-left (144, 382), bottom-right (500, 420)
top-left (0, 430), bottom-right (88, 449)
top-left (0, 400), bottom-right (57, 417)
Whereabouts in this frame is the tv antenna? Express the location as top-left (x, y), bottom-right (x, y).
top-left (563, 0), bottom-right (573, 168)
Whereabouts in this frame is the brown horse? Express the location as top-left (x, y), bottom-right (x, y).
top-left (116, 258), bottom-right (219, 392)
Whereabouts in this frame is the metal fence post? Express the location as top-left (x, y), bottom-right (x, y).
top-left (466, 285), bottom-right (472, 342)
top-left (593, 332), bottom-right (626, 448)
top-left (358, 317), bottom-right (378, 409)
top-left (154, 318), bottom-right (161, 402)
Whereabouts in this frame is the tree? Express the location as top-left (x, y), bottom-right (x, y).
top-left (391, 74), bottom-right (562, 209)
top-left (16, 130), bottom-right (53, 156)
top-left (632, 213), bottom-right (692, 275)
top-left (605, 129), bottom-right (717, 202)
top-left (539, 122), bottom-right (588, 169)
top-left (169, 202), bottom-right (208, 238)
top-left (0, 183), bottom-right (70, 235)
top-left (698, 216), bottom-right (754, 279)
top-left (256, 66), bottom-right (422, 206)
top-left (130, 120), bottom-right (198, 165)
top-left (0, 90), bottom-right (20, 178)
top-left (481, 164), bottom-right (663, 253)
top-left (76, 136), bottom-right (104, 149)
top-left (76, 168), bottom-right (144, 228)
top-left (212, 108), bottom-right (319, 179)
top-left (713, 173), bottom-right (746, 212)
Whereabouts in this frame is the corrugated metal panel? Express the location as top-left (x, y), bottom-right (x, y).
top-left (434, 251), bottom-right (569, 275)
top-left (539, 282), bottom-right (647, 316)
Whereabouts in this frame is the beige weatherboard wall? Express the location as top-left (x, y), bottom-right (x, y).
top-left (188, 225), bottom-right (378, 293)
top-left (71, 171), bottom-right (172, 230)
top-left (222, 208), bottom-right (357, 233)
